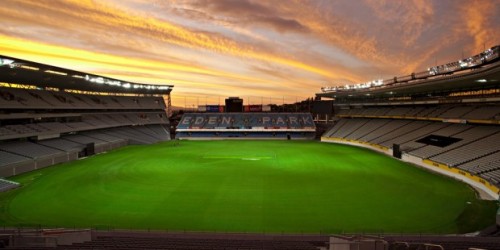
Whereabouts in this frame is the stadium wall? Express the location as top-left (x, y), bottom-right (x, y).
top-left (320, 137), bottom-right (390, 154)
top-left (177, 132), bottom-right (315, 140)
top-left (0, 152), bottom-right (74, 177)
top-left (321, 137), bottom-right (499, 200)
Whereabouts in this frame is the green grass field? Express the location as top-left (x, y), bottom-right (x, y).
top-left (0, 140), bottom-right (497, 234)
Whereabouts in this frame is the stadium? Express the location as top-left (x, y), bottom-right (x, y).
top-left (0, 45), bottom-right (499, 249)
top-left (1, 1), bottom-right (500, 250)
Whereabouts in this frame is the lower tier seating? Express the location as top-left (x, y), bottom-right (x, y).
top-left (323, 118), bottom-right (500, 186)
top-left (0, 124), bottom-right (170, 178)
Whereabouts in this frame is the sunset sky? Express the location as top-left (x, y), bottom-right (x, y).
top-left (1, 0), bottom-right (499, 106)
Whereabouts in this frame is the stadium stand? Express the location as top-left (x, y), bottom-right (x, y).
top-left (176, 113), bottom-right (316, 139)
top-left (336, 104), bottom-right (500, 121)
top-left (319, 45), bottom-right (500, 201)
top-left (0, 141), bottom-right (65, 159)
top-left (0, 150), bottom-right (31, 167)
top-left (323, 117), bottom-right (500, 190)
top-left (0, 55), bottom-right (173, 178)
top-left (0, 87), bottom-right (166, 110)
top-left (1, 44), bottom-right (500, 250)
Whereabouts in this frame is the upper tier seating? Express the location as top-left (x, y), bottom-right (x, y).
top-left (337, 104), bottom-right (500, 120)
top-left (0, 87), bottom-right (165, 110)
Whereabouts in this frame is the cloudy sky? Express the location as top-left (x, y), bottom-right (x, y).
top-left (0, 0), bottom-right (499, 106)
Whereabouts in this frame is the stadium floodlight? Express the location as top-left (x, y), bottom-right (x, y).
top-left (123, 83), bottom-right (131, 88)
top-left (72, 75), bottom-right (84, 79)
top-left (85, 75), bottom-right (109, 84)
top-left (476, 79), bottom-right (487, 83)
top-left (0, 58), bottom-right (14, 66)
top-left (105, 79), bottom-right (121, 86)
top-left (458, 60), bottom-right (468, 68)
top-left (94, 77), bottom-right (104, 84)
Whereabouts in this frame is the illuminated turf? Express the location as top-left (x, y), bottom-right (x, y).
top-left (0, 140), bottom-right (496, 233)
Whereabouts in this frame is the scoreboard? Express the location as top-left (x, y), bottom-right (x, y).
top-left (225, 97), bottom-right (243, 112)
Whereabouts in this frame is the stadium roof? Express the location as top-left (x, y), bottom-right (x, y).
top-left (317, 61), bottom-right (500, 99)
top-left (0, 55), bottom-right (173, 95)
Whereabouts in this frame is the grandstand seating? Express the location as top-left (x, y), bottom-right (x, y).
top-left (176, 113), bottom-right (315, 139)
top-left (0, 125), bottom-right (170, 177)
top-left (459, 152), bottom-right (500, 174)
top-left (429, 131), bottom-right (500, 167)
top-left (0, 141), bottom-right (65, 159)
top-left (409, 126), bottom-right (499, 159)
top-left (337, 104), bottom-right (500, 121)
top-left (0, 87), bottom-right (165, 110)
top-left (357, 120), bottom-right (413, 142)
top-left (483, 169), bottom-right (500, 184)
top-left (104, 125), bottom-right (170, 144)
top-left (0, 151), bottom-right (31, 167)
top-left (0, 112), bottom-right (168, 141)
top-left (37, 138), bottom-right (85, 152)
top-left (324, 116), bottom-right (500, 187)
top-left (80, 131), bottom-right (126, 144)
top-left (0, 85), bottom-right (171, 178)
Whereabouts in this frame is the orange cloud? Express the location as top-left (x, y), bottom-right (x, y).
top-left (0, 35), bottom-right (288, 85)
top-left (0, 35), bottom-right (312, 105)
top-left (364, 0), bottom-right (434, 47)
top-left (461, 1), bottom-right (499, 53)
top-left (8, 0), bottom-right (360, 84)
top-left (1, 0), bottom-right (499, 106)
